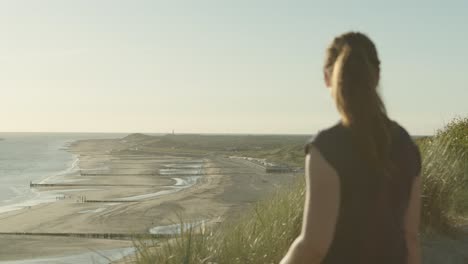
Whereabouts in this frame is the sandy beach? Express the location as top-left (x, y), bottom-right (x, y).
top-left (0, 135), bottom-right (296, 262)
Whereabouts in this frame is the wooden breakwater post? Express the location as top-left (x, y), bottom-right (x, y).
top-left (29, 183), bottom-right (162, 188)
top-left (0, 232), bottom-right (168, 240)
top-left (80, 172), bottom-right (159, 176)
top-left (84, 200), bottom-right (137, 203)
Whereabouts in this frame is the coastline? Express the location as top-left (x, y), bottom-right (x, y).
top-left (0, 135), bottom-right (296, 263)
top-left (38, 154), bottom-right (81, 184)
top-left (0, 148), bottom-right (79, 215)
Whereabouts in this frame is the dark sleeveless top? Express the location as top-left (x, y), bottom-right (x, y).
top-left (304, 121), bottom-right (421, 264)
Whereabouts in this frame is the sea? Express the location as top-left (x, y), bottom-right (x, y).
top-left (0, 133), bottom-right (126, 213)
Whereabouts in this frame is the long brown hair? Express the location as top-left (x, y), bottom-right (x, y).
top-left (324, 32), bottom-right (392, 173)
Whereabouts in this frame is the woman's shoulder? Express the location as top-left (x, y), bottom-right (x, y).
top-left (390, 120), bottom-right (411, 140)
top-left (390, 120), bottom-right (419, 151)
top-left (390, 120), bottom-right (422, 176)
top-left (304, 122), bottom-right (344, 155)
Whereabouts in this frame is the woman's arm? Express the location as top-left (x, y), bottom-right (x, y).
top-left (405, 176), bottom-right (422, 264)
top-left (280, 146), bottom-right (340, 264)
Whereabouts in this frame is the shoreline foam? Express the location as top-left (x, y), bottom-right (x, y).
top-left (0, 149), bottom-right (81, 215)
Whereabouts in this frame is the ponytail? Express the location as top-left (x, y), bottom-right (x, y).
top-left (324, 32), bottom-right (399, 260)
top-left (328, 33), bottom-right (392, 173)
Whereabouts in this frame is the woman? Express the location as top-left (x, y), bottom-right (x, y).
top-left (280, 32), bottom-right (422, 264)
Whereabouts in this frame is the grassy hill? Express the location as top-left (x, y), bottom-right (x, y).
top-left (117, 133), bottom-right (309, 168)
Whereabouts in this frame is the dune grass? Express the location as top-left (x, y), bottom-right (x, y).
top-left (418, 117), bottom-right (468, 234)
top-left (134, 179), bottom-right (304, 264)
top-left (134, 117), bottom-right (467, 263)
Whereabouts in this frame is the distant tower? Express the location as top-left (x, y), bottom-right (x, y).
top-left (172, 129), bottom-right (175, 135)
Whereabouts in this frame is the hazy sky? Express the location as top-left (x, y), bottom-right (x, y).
top-left (0, 1), bottom-right (466, 135)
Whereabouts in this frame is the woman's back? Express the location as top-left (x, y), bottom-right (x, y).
top-left (280, 32), bottom-right (422, 264)
top-left (306, 121), bottom-right (421, 263)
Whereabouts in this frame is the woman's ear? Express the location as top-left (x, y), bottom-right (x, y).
top-left (324, 71), bottom-right (331, 88)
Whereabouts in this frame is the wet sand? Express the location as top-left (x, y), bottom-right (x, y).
top-left (0, 136), bottom-right (295, 262)
top-left (0, 235), bottom-right (133, 263)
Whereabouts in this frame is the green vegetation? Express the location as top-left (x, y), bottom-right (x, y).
top-left (119, 133), bottom-right (308, 167)
top-left (418, 117), bottom-right (468, 233)
top-left (134, 117), bottom-right (467, 263)
top-left (134, 180), bottom-right (304, 264)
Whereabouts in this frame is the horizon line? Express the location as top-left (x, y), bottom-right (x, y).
top-left (0, 131), bottom-right (432, 137)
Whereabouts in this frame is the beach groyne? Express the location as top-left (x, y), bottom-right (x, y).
top-left (84, 200), bottom-right (137, 203)
top-left (0, 232), bottom-right (167, 240)
top-left (79, 172), bottom-right (252, 177)
top-left (29, 183), bottom-right (163, 188)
